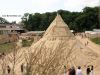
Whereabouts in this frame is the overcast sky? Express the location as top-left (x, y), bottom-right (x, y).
top-left (0, 0), bottom-right (99, 23)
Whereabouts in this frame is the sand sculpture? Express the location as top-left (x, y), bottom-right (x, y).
top-left (0, 14), bottom-right (100, 75)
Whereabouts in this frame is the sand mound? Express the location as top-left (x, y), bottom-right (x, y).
top-left (0, 14), bottom-right (100, 75)
top-left (29, 14), bottom-right (100, 75)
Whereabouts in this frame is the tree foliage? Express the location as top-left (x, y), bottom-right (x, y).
top-left (0, 17), bottom-right (9, 24)
top-left (21, 6), bottom-right (100, 32)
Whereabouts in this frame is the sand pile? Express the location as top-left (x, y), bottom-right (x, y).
top-left (29, 14), bottom-right (100, 75)
top-left (0, 14), bottom-right (100, 75)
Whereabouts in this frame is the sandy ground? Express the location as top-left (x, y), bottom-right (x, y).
top-left (0, 36), bottom-right (100, 75)
top-left (76, 36), bottom-right (100, 54)
top-left (76, 36), bottom-right (100, 75)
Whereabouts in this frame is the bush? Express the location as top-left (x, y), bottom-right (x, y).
top-left (22, 39), bottom-right (34, 47)
top-left (0, 42), bottom-right (15, 53)
top-left (90, 38), bottom-right (100, 45)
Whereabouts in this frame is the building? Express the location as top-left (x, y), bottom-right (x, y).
top-left (20, 31), bottom-right (45, 43)
top-left (93, 29), bottom-right (100, 33)
top-left (85, 29), bottom-right (100, 38)
top-left (0, 24), bottom-right (24, 35)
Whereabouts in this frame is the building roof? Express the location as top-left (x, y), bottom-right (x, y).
top-left (27, 31), bottom-right (45, 34)
top-left (0, 24), bottom-right (24, 30)
top-left (93, 29), bottom-right (100, 32)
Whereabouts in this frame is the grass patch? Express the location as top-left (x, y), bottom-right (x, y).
top-left (0, 42), bottom-right (15, 53)
top-left (22, 39), bottom-right (34, 47)
top-left (90, 38), bottom-right (100, 45)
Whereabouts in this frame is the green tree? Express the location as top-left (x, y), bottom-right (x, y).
top-left (0, 17), bottom-right (9, 24)
top-left (21, 6), bottom-right (100, 32)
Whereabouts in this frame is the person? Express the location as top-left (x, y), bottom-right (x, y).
top-left (90, 65), bottom-right (93, 75)
top-left (0, 53), bottom-right (2, 59)
top-left (2, 52), bottom-right (5, 55)
top-left (64, 65), bottom-right (67, 75)
top-left (67, 68), bottom-right (71, 75)
top-left (69, 66), bottom-right (75, 75)
top-left (2, 52), bottom-right (5, 57)
top-left (21, 63), bottom-right (24, 72)
top-left (7, 65), bottom-right (11, 74)
top-left (87, 66), bottom-right (91, 75)
top-left (85, 43), bottom-right (87, 46)
top-left (87, 41), bottom-right (89, 45)
top-left (76, 66), bottom-right (82, 75)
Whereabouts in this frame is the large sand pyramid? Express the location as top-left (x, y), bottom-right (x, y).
top-left (0, 14), bottom-right (100, 75)
top-left (29, 14), bottom-right (100, 75)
